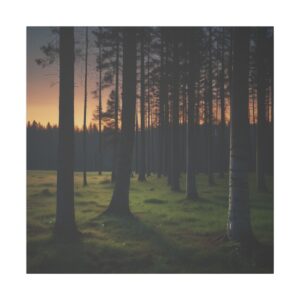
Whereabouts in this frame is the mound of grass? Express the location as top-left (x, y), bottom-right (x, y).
top-left (27, 170), bottom-right (273, 273)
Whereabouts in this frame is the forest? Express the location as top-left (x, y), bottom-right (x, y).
top-left (27, 26), bottom-right (273, 273)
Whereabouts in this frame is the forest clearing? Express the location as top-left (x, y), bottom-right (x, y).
top-left (27, 171), bottom-right (273, 273)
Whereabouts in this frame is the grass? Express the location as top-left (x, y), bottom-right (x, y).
top-left (27, 170), bottom-right (273, 273)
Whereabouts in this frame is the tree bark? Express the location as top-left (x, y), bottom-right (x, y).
top-left (207, 28), bottom-right (215, 185)
top-left (112, 30), bottom-right (120, 183)
top-left (146, 33), bottom-right (152, 177)
top-left (256, 28), bottom-right (268, 191)
top-left (106, 28), bottom-right (137, 215)
top-left (157, 29), bottom-right (165, 178)
top-left (54, 27), bottom-right (78, 239)
top-left (171, 29), bottom-right (180, 191)
top-left (219, 29), bottom-right (226, 178)
top-left (186, 28), bottom-right (198, 199)
top-left (138, 29), bottom-right (146, 182)
top-left (227, 28), bottom-right (252, 242)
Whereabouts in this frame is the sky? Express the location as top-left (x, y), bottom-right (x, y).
top-left (27, 27), bottom-right (110, 128)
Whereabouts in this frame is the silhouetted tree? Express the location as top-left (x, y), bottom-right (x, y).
top-left (82, 27), bottom-right (89, 186)
top-left (227, 28), bottom-right (252, 242)
top-left (95, 27), bottom-right (103, 175)
top-left (157, 28), bottom-right (166, 178)
top-left (186, 28), bottom-right (199, 199)
top-left (138, 28), bottom-right (146, 181)
top-left (111, 28), bottom-right (121, 183)
top-left (219, 29), bottom-right (226, 178)
top-left (256, 28), bottom-right (268, 191)
top-left (207, 28), bottom-right (215, 185)
top-left (105, 28), bottom-right (137, 215)
top-left (54, 27), bottom-right (78, 240)
top-left (170, 29), bottom-right (180, 191)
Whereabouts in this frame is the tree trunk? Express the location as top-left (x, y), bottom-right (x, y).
top-left (227, 28), bottom-right (252, 242)
top-left (55, 27), bottom-right (78, 239)
top-left (83, 27), bottom-right (88, 186)
top-left (157, 29), bottom-right (165, 178)
top-left (207, 28), bottom-right (215, 185)
top-left (138, 29), bottom-right (146, 182)
top-left (112, 30), bottom-right (120, 183)
top-left (186, 28), bottom-right (198, 199)
top-left (98, 28), bottom-right (102, 175)
top-left (106, 28), bottom-right (137, 215)
top-left (219, 29), bottom-right (226, 178)
top-left (146, 33), bottom-right (151, 177)
top-left (256, 28), bottom-right (267, 191)
top-left (135, 110), bottom-right (139, 174)
top-left (171, 29), bottom-right (180, 191)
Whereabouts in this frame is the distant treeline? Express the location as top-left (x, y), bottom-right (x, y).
top-left (27, 121), bottom-right (273, 174)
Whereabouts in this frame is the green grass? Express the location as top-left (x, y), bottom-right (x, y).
top-left (27, 170), bottom-right (273, 273)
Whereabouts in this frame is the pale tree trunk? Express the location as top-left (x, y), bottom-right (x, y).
top-left (227, 28), bottom-right (252, 242)
top-left (106, 28), bottom-right (137, 215)
top-left (135, 109), bottom-right (139, 174)
top-left (186, 28), bottom-right (198, 199)
top-left (55, 27), bottom-right (78, 239)
top-left (138, 29), bottom-right (146, 181)
top-left (83, 27), bottom-right (88, 186)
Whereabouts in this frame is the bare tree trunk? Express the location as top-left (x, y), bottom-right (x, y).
top-left (146, 33), bottom-right (151, 177)
top-left (106, 28), bottom-right (137, 215)
top-left (207, 28), bottom-right (215, 185)
top-left (135, 109), bottom-right (139, 174)
top-left (55, 27), bottom-right (78, 239)
top-left (171, 29), bottom-right (180, 191)
top-left (227, 28), bottom-right (252, 242)
top-left (164, 36), bottom-right (170, 180)
top-left (97, 27), bottom-right (102, 175)
top-left (83, 27), bottom-right (88, 186)
top-left (112, 30), bottom-right (120, 183)
top-left (158, 29), bottom-right (165, 178)
top-left (256, 28), bottom-right (267, 191)
top-left (186, 28), bottom-right (198, 199)
top-left (138, 29), bottom-right (146, 182)
top-left (219, 29), bottom-right (226, 178)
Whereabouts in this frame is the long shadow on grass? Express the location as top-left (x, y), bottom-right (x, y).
top-left (85, 213), bottom-right (211, 273)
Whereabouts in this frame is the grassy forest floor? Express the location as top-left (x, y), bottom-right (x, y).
top-left (27, 171), bottom-right (273, 273)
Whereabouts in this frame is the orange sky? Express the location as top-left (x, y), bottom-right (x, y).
top-left (27, 27), bottom-right (110, 128)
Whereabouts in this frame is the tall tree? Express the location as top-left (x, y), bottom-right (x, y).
top-left (111, 29), bottom-right (120, 182)
top-left (96, 27), bottom-right (103, 175)
top-left (146, 31), bottom-right (152, 176)
top-left (54, 27), bottom-right (78, 239)
top-left (186, 28), bottom-right (199, 199)
top-left (256, 28), bottom-right (268, 191)
top-left (207, 28), bottom-right (215, 185)
top-left (170, 29), bottom-right (180, 191)
top-left (157, 28), bottom-right (166, 178)
top-left (138, 28), bottom-right (146, 181)
top-left (105, 28), bottom-right (137, 215)
top-left (82, 27), bottom-right (88, 186)
top-left (227, 28), bottom-right (252, 242)
top-left (219, 29), bottom-right (226, 178)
